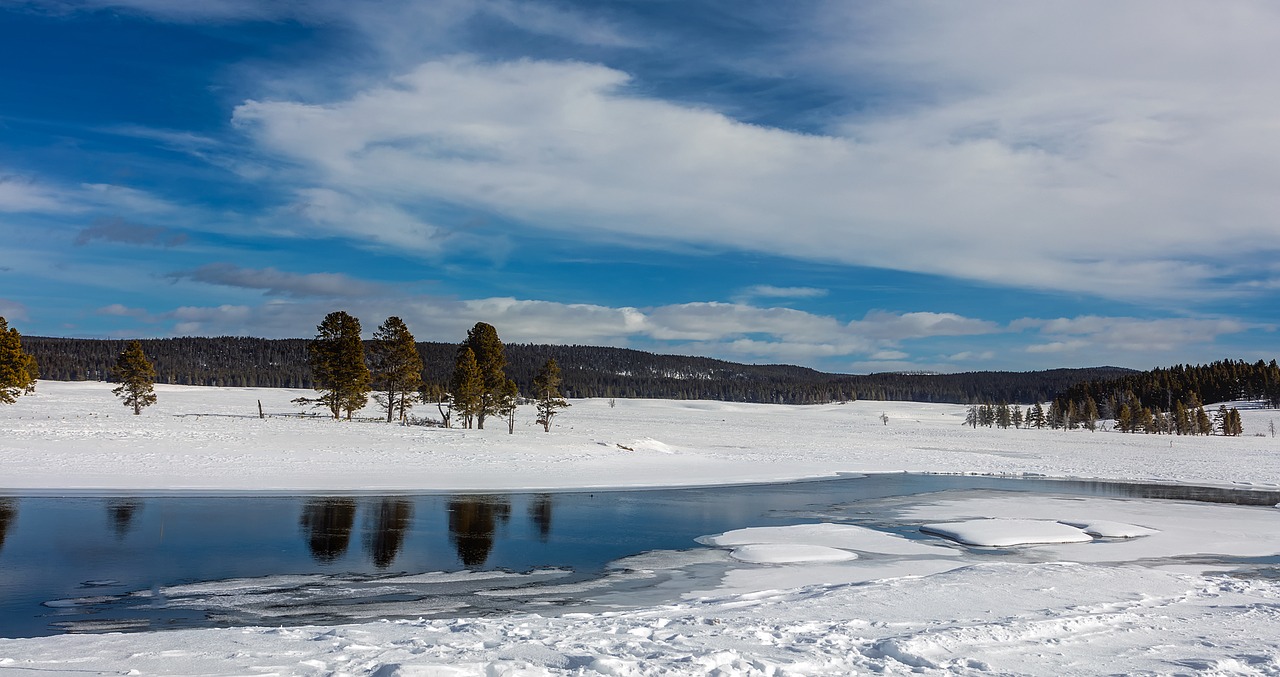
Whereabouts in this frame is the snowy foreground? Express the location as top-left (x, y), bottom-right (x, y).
top-left (2, 381), bottom-right (1280, 675)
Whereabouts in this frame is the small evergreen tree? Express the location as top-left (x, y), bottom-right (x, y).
top-left (0, 317), bottom-right (38, 404)
top-left (112, 340), bottom-right (156, 415)
top-left (1011, 405), bottom-right (1024, 429)
top-left (1116, 403), bottom-right (1132, 432)
top-left (1195, 406), bottom-right (1212, 436)
top-left (1028, 402), bottom-right (1046, 429)
top-left (1227, 407), bottom-right (1243, 436)
top-left (308, 311), bottom-right (371, 420)
top-left (496, 378), bottom-right (520, 434)
top-left (964, 405), bottom-right (979, 429)
top-left (533, 358), bottom-right (570, 432)
top-left (369, 316), bottom-right (423, 423)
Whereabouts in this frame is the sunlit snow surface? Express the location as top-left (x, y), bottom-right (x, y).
top-left (2, 382), bottom-right (1280, 674)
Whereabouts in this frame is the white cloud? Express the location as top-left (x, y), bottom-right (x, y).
top-left (0, 175), bottom-right (71, 213)
top-left (0, 299), bottom-right (29, 322)
top-left (224, 1), bottom-right (1280, 303)
top-left (95, 304), bottom-right (150, 318)
top-left (848, 311), bottom-right (1000, 341)
top-left (739, 285), bottom-right (829, 300)
top-left (1016, 315), bottom-right (1259, 354)
top-left (168, 263), bottom-right (387, 299)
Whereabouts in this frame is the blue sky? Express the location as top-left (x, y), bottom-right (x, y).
top-left (1, 0), bottom-right (1277, 373)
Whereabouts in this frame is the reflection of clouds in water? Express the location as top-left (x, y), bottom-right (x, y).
top-left (299, 498), bottom-right (357, 563)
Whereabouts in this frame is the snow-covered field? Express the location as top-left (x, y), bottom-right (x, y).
top-left (2, 381), bottom-right (1279, 675)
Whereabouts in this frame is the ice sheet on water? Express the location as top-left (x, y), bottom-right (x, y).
top-left (1058, 519), bottom-right (1158, 539)
top-left (701, 523), bottom-right (957, 556)
top-left (921, 519), bottom-right (1093, 547)
top-left (729, 544), bottom-right (858, 564)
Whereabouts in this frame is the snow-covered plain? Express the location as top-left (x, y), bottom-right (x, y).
top-left (2, 381), bottom-right (1280, 675)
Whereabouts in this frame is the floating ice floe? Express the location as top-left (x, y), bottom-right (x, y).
top-left (920, 519), bottom-right (1094, 546)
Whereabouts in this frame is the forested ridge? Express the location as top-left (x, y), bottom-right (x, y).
top-left (1053, 359), bottom-right (1280, 416)
top-left (24, 336), bottom-right (1132, 405)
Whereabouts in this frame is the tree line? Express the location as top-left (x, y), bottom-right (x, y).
top-left (19, 332), bottom-right (1135, 405)
top-left (963, 399), bottom-right (1247, 436)
top-left (1040, 359), bottom-right (1279, 436)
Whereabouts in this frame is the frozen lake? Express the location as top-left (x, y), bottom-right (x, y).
top-left (2, 474), bottom-right (1278, 638)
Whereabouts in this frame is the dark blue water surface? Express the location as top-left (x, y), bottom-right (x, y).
top-left (1, 474), bottom-right (1277, 638)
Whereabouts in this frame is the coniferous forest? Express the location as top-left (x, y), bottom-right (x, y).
top-left (22, 335), bottom-right (1134, 405)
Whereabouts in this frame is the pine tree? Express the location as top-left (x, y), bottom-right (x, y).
top-left (462, 322), bottom-right (508, 430)
top-left (1011, 405), bottom-right (1024, 429)
top-left (0, 317), bottom-right (38, 405)
top-left (1028, 402), bottom-right (1046, 429)
top-left (112, 340), bottom-right (156, 415)
top-left (1082, 397), bottom-right (1099, 432)
top-left (308, 311), bottom-right (371, 420)
top-left (1195, 406), bottom-right (1212, 436)
top-left (533, 358), bottom-right (570, 432)
top-left (1227, 408), bottom-right (1243, 436)
top-left (1116, 403), bottom-right (1132, 432)
top-left (450, 347), bottom-right (483, 429)
top-left (369, 316), bottom-right (423, 423)
top-left (964, 405), bottom-right (979, 429)
top-left (496, 377), bottom-right (520, 434)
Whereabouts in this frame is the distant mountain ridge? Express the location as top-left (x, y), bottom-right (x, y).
top-left (23, 336), bottom-right (1133, 405)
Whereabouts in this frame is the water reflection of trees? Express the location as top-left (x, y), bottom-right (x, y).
top-left (0, 498), bottom-right (15, 555)
top-left (299, 498), bottom-right (357, 563)
top-left (447, 496), bottom-right (511, 567)
top-left (528, 494), bottom-right (553, 541)
top-left (363, 499), bottom-right (414, 569)
top-left (105, 499), bottom-right (141, 539)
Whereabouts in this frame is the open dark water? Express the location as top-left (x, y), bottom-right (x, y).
top-left (1, 474), bottom-right (1277, 638)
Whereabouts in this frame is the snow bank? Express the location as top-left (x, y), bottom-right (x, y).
top-left (4, 381), bottom-right (1280, 492)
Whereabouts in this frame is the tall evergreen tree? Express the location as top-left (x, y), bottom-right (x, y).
top-left (0, 317), bottom-right (38, 404)
top-left (462, 322), bottom-right (508, 430)
top-left (112, 340), bottom-right (156, 415)
top-left (533, 358), bottom-right (570, 432)
top-left (450, 346), bottom-right (483, 429)
top-left (369, 316), bottom-right (424, 423)
top-left (308, 311), bottom-right (371, 420)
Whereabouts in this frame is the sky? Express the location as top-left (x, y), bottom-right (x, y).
top-left (1, 0), bottom-right (1278, 374)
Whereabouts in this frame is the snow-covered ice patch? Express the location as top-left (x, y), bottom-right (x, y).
top-left (702, 522), bottom-right (956, 556)
top-left (728, 543), bottom-right (858, 564)
top-left (1058, 519), bottom-right (1158, 539)
top-left (921, 519), bottom-right (1094, 547)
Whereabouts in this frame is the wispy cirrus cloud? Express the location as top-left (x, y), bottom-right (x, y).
top-left (737, 285), bottom-right (829, 301)
top-left (1015, 315), bottom-right (1263, 354)
top-left (76, 217), bottom-right (188, 248)
top-left (167, 263), bottom-right (387, 299)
